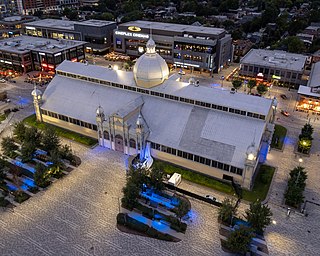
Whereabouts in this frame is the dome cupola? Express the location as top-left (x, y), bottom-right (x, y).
top-left (133, 37), bottom-right (169, 88)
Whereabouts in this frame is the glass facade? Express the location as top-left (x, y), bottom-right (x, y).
top-left (150, 142), bottom-right (243, 176)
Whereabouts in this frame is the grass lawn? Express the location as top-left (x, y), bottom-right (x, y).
top-left (0, 113), bottom-right (7, 122)
top-left (154, 160), bottom-right (234, 195)
top-left (23, 115), bottom-right (97, 147)
top-left (155, 160), bottom-right (275, 202)
top-left (271, 124), bottom-right (287, 150)
top-left (242, 165), bottom-right (275, 202)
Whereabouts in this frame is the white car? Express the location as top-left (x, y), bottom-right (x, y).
top-left (0, 79), bottom-right (6, 83)
top-left (205, 195), bottom-right (217, 201)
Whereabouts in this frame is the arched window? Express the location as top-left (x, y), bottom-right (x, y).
top-left (103, 131), bottom-right (109, 140)
top-left (129, 138), bottom-right (136, 148)
top-left (115, 134), bottom-right (123, 140)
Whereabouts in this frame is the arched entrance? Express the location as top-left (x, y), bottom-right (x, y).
top-left (115, 134), bottom-right (124, 152)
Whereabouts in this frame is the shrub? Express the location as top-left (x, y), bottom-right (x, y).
top-left (14, 192), bottom-right (30, 203)
top-left (126, 216), bottom-right (149, 233)
top-left (117, 213), bottom-right (127, 225)
top-left (146, 227), bottom-right (159, 238)
top-left (0, 196), bottom-right (9, 207)
top-left (157, 232), bottom-right (175, 241)
top-left (135, 203), bottom-right (154, 219)
top-left (169, 215), bottom-right (187, 233)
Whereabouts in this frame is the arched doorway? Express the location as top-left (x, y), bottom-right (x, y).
top-left (103, 130), bottom-right (110, 140)
top-left (115, 134), bottom-right (124, 152)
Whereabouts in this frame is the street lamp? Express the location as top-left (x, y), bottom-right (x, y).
top-left (298, 158), bottom-right (303, 166)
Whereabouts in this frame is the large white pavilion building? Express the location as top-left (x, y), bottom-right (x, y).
top-left (32, 37), bottom-right (276, 189)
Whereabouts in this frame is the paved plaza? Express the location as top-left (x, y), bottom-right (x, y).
top-left (0, 145), bottom-right (227, 256)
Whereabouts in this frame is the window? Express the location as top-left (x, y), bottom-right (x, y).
top-left (129, 139), bottom-right (136, 148)
top-left (194, 155), bottom-right (200, 162)
top-left (205, 158), bottom-right (211, 166)
top-left (217, 162), bottom-right (223, 169)
top-left (177, 150), bottom-right (183, 157)
top-left (223, 164), bottom-right (230, 171)
top-left (211, 160), bottom-right (218, 167)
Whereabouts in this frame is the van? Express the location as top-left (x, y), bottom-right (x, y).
top-left (168, 173), bottom-right (181, 187)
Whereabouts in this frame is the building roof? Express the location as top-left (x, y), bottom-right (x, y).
top-left (241, 49), bottom-right (307, 72)
top-left (307, 62), bottom-right (320, 88)
top-left (41, 75), bottom-right (266, 169)
top-left (57, 61), bottom-right (273, 116)
top-left (119, 20), bottom-right (225, 35)
top-left (75, 19), bottom-right (116, 27)
top-left (25, 19), bottom-right (116, 30)
top-left (25, 19), bottom-right (77, 31)
top-left (298, 85), bottom-right (320, 97)
top-left (0, 36), bottom-right (86, 54)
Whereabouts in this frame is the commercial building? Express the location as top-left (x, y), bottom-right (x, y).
top-left (239, 49), bottom-right (308, 87)
top-left (0, 15), bottom-right (37, 38)
top-left (32, 38), bottom-right (276, 189)
top-left (24, 19), bottom-right (117, 53)
top-left (16, 0), bottom-right (58, 15)
top-left (297, 62), bottom-right (320, 113)
top-left (113, 20), bottom-right (233, 73)
top-left (0, 35), bottom-right (86, 73)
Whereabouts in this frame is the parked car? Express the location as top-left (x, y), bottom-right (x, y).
top-left (205, 195), bottom-right (217, 201)
top-left (281, 110), bottom-right (290, 116)
top-left (0, 79), bottom-right (6, 83)
top-left (280, 94), bottom-right (288, 100)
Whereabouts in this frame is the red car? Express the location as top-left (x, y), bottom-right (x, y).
top-left (281, 110), bottom-right (290, 117)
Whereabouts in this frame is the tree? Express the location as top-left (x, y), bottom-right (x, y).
top-left (1, 136), bottom-right (18, 157)
top-left (226, 225), bottom-right (254, 254)
top-left (34, 163), bottom-right (50, 188)
top-left (127, 166), bottom-right (148, 189)
top-left (20, 142), bottom-right (36, 163)
top-left (0, 157), bottom-right (7, 184)
top-left (174, 199), bottom-right (189, 223)
top-left (149, 166), bottom-right (164, 192)
top-left (298, 139), bottom-right (312, 153)
top-left (247, 80), bottom-right (256, 93)
top-left (256, 83), bottom-right (268, 95)
top-left (299, 123), bottom-right (313, 140)
top-left (232, 79), bottom-right (242, 91)
top-left (24, 126), bottom-right (42, 148)
top-left (48, 149), bottom-right (65, 178)
top-left (218, 198), bottom-right (237, 225)
top-left (42, 127), bottom-right (60, 153)
top-left (100, 12), bottom-right (114, 21)
top-left (13, 121), bottom-right (26, 142)
top-left (121, 179), bottom-right (140, 209)
top-left (11, 165), bottom-right (23, 196)
top-left (245, 201), bottom-right (273, 234)
top-left (284, 167), bottom-right (307, 207)
top-left (59, 144), bottom-right (73, 161)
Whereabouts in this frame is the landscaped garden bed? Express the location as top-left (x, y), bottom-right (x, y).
top-left (218, 199), bottom-right (272, 255)
top-left (23, 114), bottom-right (97, 147)
top-left (118, 165), bottom-right (191, 240)
top-left (0, 121), bottom-right (81, 207)
top-left (271, 124), bottom-right (287, 150)
top-left (116, 213), bottom-right (180, 242)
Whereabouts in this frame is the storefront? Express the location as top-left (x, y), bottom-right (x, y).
top-left (297, 86), bottom-right (320, 113)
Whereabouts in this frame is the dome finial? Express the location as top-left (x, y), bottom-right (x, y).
top-left (146, 24), bottom-right (156, 54)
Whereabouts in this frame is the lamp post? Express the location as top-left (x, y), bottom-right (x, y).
top-left (298, 157), bottom-right (303, 167)
top-left (221, 75), bottom-right (225, 87)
